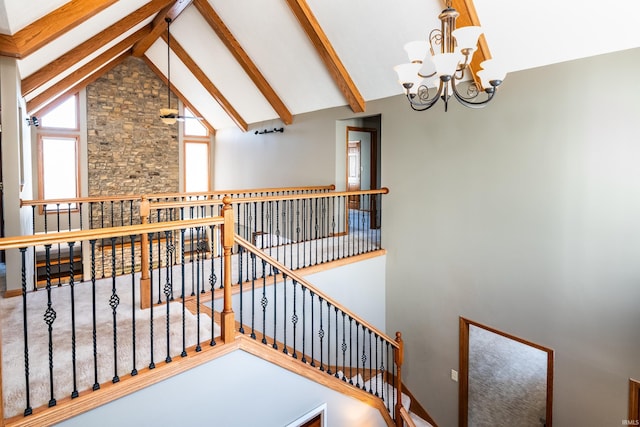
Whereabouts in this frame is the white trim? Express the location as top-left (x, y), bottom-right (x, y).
top-left (285, 403), bottom-right (327, 427)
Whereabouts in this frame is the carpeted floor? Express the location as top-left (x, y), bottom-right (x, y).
top-left (1, 274), bottom-right (216, 418)
top-left (468, 325), bottom-right (548, 427)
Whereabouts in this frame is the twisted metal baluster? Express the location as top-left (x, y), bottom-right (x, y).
top-left (109, 237), bottom-right (120, 383)
top-left (68, 242), bottom-right (79, 398)
top-left (341, 312), bottom-right (347, 381)
top-left (291, 279), bottom-right (298, 359)
top-left (209, 224), bottom-right (217, 346)
top-left (195, 227), bottom-right (202, 352)
top-left (164, 230), bottom-right (173, 363)
top-left (250, 252), bottom-right (256, 339)
top-left (261, 259), bottom-right (268, 344)
top-left (149, 233), bottom-right (155, 369)
top-left (90, 240), bottom-right (100, 390)
top-left (318, 297), bottom-right (324, 372)
top-left (43, 245), bottom-right (57, 407)
top-left (20, 248), bottom-right (32, 415)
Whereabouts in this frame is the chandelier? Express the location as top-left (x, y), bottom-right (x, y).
top-left (393, 0), bottom-right (506, 111)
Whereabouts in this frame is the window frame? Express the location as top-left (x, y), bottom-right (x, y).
top-left (183, 106), bottom-right (210, 193)
top-left (36, 93), bottom-right (81, 213)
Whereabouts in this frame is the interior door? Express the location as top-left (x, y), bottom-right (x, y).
top-left (347, 140), bottom-right (361, 209)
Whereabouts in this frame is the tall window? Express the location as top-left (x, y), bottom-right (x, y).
top-left (183, 107), bottom-right (210, 193)
top-left (37, 94), bottom-right (80, 208)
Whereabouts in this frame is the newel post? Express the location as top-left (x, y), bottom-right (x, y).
top-left (221, 196), bottom-right (236, 343)
top-left (395, 331), bottom-right (404, 426)
top-left (140, 197), bottom-right (150, 310)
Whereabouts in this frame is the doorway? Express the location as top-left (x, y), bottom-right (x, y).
top-left (459, 317), bottom-right (554, 427)
top-left (630, 379), bottom-right (640, 424)
top-left (345, 126), bottom-right (378, 229)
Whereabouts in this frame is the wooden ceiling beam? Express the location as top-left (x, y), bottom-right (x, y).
top-left (27, 27), bottom-right (150, 114)
top-left (0, 0), bottom-right (117, 59)
top-left (142, 56), bottom-right (216, 135)
top-left (193, 0), bottom-right (293, 125)
top-left (31, 51), bottom-right (130, 118)
top-left (160, 33), bottom-right (248, 131)
top-left (132, 0), bottom-right (193, 57)
top-left (285, 0), bottom-right (365, 113)
top-left (22, 0), bottom-right (174, 98)
top-left (450, 0), bottom-right (491, 86)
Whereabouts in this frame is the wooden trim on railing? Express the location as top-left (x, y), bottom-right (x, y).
top-left (237, 335), bottom-right (395, 426)
top-left (0, 217), bottom-right (223, 250)
top-left (399, 406), bottom-right (417, 427)
top-left (139, 198), bottom-right (151, 310)
top-left (233, 234), bottom-right (398, 348)
top-left (227, 188), bottom-right (389, 205)
top-left (2, 339), bottom-right (239, 427)
top-left (19, 184), bottom-right (336, 208)
top-left (220, 197), bottom-right (236, 343)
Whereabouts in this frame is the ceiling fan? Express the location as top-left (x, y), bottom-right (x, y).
top-left (159, 17), bottom-right (202, 125)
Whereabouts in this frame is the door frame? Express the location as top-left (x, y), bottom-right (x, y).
top-left (459, 317), bottom-right (554, 427)
top-left (630, 379), bottom-right (640, 423)
top-left (345, 126), bottom-right (378, 229)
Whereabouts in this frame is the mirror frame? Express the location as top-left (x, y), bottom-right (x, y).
top-left (459, 317), bottom-right (554, 427)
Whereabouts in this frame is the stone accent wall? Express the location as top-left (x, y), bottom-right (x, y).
top-left (86, 56), bottom-right (179, 199)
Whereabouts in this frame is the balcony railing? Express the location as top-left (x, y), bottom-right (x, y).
top-left (2, 189), bottom-right (404, 426)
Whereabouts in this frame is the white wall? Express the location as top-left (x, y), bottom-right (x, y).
top-left (380, 47), bottom-right (640, 426)
top-left (1, 57), bottom-right (34, 291)
top-left (55, 349), bottom-right (388, 427)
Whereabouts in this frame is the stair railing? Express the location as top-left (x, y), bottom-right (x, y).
top-left (229, 231), bottom-right (404, 424)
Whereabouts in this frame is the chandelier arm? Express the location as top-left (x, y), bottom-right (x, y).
top-left (450, 83), bottom-right (497, 109)
top-left (406, 80), bottom-right (445, 111)
top-left (428, 29), bottom-right (442, 56)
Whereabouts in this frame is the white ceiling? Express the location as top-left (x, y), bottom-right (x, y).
top-left (1, 0), bottom-right (639, 131)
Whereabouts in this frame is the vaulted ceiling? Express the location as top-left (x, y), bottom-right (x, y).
top-left (1, 0), bottom-right (639, 132)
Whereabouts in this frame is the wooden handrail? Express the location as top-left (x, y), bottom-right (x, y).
top-left (0, 217), bottom-right (223, 250)
top-left (19, 184), bottom-right (336, 207)
top-left (233, 234), bottom-right (399, 349)
top-left (148, 188), bottom-right (389, 211)
top-left (399, 406), bottom-right (417, 427)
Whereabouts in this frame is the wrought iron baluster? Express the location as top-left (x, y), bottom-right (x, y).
top-left (326, 301), bottom-right (331, 375)
top-left (209, 224), bottom-right (217, 346)
top-left (310, 291), bottom-right (315, 367)
top-left (368, 329), bottom-right (373, 393)
top-left (238, 246), bottom-right (245, 334)
top-left (282, 273), bottom-right (288, 355)
top-left (261, 259), bottom-right (268, 344)
top-left (349, 316), bottom-right (354, 385)
top-left (272, 267), bottom-right (279, 350)
top-left (20, 247), bottom-right (32, 415)
top-left (334, 306), bottom-right (339, 378)
top-left (301, 285), bottom-right (307, 363)
top-left (68, 242), bottom-right (79, 398)
top-left (313, 198), bottom-right (319, 265)
top-left (130, 235), bottom-right (138, 375)
top-left (90, 240), bottom-right (100, 390)
top-left (109, 237), bottom-right (120, 383)
top-left (291, 279), bottom-right (298, 359)
top-left (250, 251), bottom-right (256, 339)
top-left (164, 230), bottom-right (173, 363)
top-left (355, 321), bottom-right (360, 388)
top-left (318, 297), bottom-right (324, 371)
top-left (295, 199), bottom-right (300, 269)
top-left (100, 201), bottom-right (105, 278)
top-left (56, 204), bottom-right (61, 286)
top-left (302, 199), bottom-right (307, 268)
top-left (195, 227), bottom-right (202, 352)
top-left (148, 233), bottom-right (155, 369)
top-left (180, 228), bottom-right (187, 356)
top-left (341, 312), bottom-right (347, 381)
top-left (43, 245), bottom-right (57, 407)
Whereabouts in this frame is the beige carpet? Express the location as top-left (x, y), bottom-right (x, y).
top-left (1, 274), bottom-right (217, 418)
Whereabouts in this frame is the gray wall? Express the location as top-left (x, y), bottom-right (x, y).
top-left (380, 48), bottom-right (640, 426)
top-left (55, 350), bottom-right (387, 427)
top-left (214, 47), bottom-right (640, 426)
